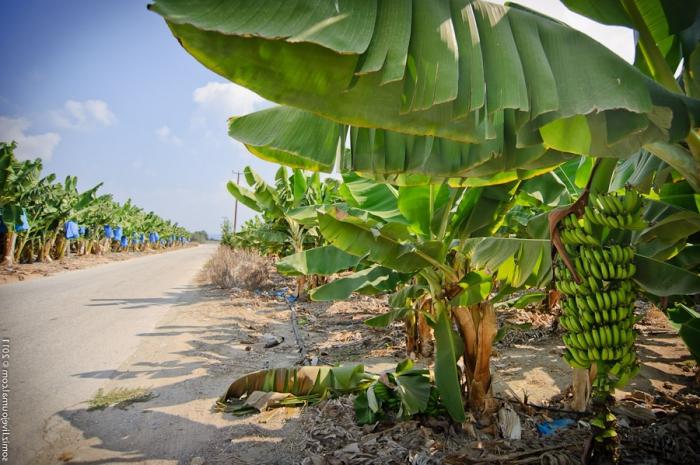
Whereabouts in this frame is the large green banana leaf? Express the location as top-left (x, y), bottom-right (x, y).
top-left (318, 206), bottom-right (439, 273)
top-left (150, 0), bottom-right (700, 160)
top-left (228, 105), bottom-right (576, 184)
top-left (275, 245), bottom-right (363, 276)
top-left (310, 265), bottom-right (406, 301)
top-left (634, 254), bottom-right (700, 296)
top-left (431, 302), bottom-right (465, 422)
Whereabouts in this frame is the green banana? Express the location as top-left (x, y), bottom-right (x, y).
top-left (594, 293), bottom-right (604, 311)
top-left (587, 295), bottom-right (599, 312)
top-left (607, 262), bottom-right (616, 280)
top-left (610, 290), bottom-right (618, 308)
top-left (604, 326), bottom-right (613, 347)
top-left (610, 195), bottom-right (624, 214)
top-left (588, 276), bottom-right (599, 291)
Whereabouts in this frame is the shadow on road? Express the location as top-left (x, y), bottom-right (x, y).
top-left (48, 284), bottom-right (302, 465)
top-left (87, 285), bottom-right (221, 310)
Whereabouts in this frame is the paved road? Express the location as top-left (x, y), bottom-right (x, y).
top-left (0, 244), bottom-right (216, 465)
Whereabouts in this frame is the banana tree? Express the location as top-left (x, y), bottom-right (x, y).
top-left (275, 174), bottom-right (555, 419)
top-left (227, 165), bottom-right (343, 295)
top-left (0, 142), bottom-right (42, 266)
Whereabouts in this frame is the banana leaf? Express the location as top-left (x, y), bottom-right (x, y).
top-left (219, 365), bottom-right (370, 414)
top-left (464, 237), bottom-right (552, 288)
top-left (634, 253), bottom-right (700, 296)
top-left (309, 265), bottom-right (406, 301)
top-left (666, 304), bottom-right (700, 362)
top-left (151, 0), bottom-right (700, 161)
top-left (275, 245), bottom-right (363, 276)
top-left (318, 207), bottom-right (437, 273)
top-left (430, 302), bottom-right (465, 422)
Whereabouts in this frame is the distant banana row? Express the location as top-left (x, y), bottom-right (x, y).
top-left (556, 190), bottom-right (644, 395)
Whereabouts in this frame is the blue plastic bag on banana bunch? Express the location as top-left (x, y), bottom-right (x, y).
top-left (64, 221), bottom-right (79, 239)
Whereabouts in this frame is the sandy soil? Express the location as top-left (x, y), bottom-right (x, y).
top-left (37, 270), bottom-right (698, 465)
top-left (0, 244), bottom-right (199, 285)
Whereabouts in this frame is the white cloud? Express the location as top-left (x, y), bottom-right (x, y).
top-left (52, 99), bottom-right (116, 129)
top-left (190, 82), bottom-right (270, 145)
top-left (193, 82), bottom-right (266, 115)
top-left (0, 116), bottom-right (61, 161)
top-left (155, 125), bottom-right (182, 145)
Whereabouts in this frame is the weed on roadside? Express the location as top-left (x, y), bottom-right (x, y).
top-left (88, 387), bottom-right (154, 410)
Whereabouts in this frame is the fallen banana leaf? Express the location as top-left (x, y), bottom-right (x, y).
top-left (217, 365), bottom-right (371, 414)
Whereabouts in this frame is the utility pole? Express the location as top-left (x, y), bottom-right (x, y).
top-left (232, 170), bottom-right (243, 233)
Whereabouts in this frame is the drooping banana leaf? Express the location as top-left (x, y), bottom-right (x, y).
top-left (309, 265), bottom-right (407, 301)
top-left (338, 172), bottom-right (403, 220)
top-left (151, 0), bottom-right (700, 161)
top-left (228, 105), bottom-right (577, 184)
top-left (275, 245), bottom-right (363, 276)
top-left (610, 149), bottom-right (671, 193)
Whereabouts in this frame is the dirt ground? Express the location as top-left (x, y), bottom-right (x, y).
top-left (38, 268), bottom-right (699, 465)
top-left (0, 244), bottom-right (199, 285)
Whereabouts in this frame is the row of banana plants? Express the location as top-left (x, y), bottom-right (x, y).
top-left (1, 141), bottom-right (191, 266)
top-left (154, 0), bottom-right (700, 462)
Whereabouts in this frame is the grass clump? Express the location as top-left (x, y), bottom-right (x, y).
top-left (205, 246), bottom-right (269, 290)
top-left (88, 387), bottom-right (154, 410)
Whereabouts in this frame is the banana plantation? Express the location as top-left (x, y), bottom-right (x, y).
top-left (5, 0), bottom-right (700, 464)
top-left (146, 0), bottom-right (700, 463)
top-left (0, 141), bottom-right (191, 268)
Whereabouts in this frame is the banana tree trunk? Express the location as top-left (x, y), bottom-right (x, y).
top-left (453, 302), bottom-right (498, 415)
top-left (54, 236), bottom-right (67, 260)
top-left (2, 231), bottom-right (17, 267)
top-left (405, 313), bottom-right (417, 355)
top-left (295, 275), bottom-right (306, 299)
top-left (14, 234), bottom-right (29, 263)
top-left (44, 230), bottom-right (60, 262)
top-left (417, 312), bottom-right (434, 358)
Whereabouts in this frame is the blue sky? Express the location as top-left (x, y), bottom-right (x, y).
top-left (0, 0), bottom-right (633, 236)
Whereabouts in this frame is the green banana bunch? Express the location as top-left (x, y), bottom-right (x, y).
top-left (559, 213), bottom-right (600, 246)
top-left (584, 190), bottom-right (643, 230)
top-left (556, 188), bottom-right (646, 398)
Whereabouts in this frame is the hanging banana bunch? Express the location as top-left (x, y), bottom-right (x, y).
top-left (555, 188), bottom-right (645, 459)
